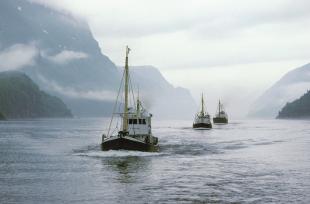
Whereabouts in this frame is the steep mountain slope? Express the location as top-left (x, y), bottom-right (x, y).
top-left (0, 0), bottom-right (119, 116)
top-left (277, 90), bottom-right (310, 119)
top-left (0, 0), bottom-right (196, 118)
top-left (0, 0), bottom-right (119, 89)
top-left (0, 71), bottom-right (72, 118)
top-left (249, 63), bottom-right (310, 118)
top-left (130, 66), bottom-right (197, 119)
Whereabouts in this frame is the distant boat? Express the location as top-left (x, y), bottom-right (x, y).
top-left (213, 100), bottom-right (228, 124)
top-left (193, 93), bottom-right (212, 129)
top-left (101, 46), bottom-right (159, 152)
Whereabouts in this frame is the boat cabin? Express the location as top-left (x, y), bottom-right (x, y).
top-left (122, 100), bottom-right (152, 136)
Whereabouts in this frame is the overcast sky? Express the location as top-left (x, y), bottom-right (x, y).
top-left (33, 0), bottom-right (310, 117)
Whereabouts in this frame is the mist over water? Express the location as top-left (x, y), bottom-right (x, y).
top-left (1, 118), bottom-right (310, 203)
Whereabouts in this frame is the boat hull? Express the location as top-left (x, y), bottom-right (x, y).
top-left (213, 117), bottom-right (228, 124)
top-left (101, 137), bottom-right (159, 152)
top-left (193, 123), bottom-right (212, 129)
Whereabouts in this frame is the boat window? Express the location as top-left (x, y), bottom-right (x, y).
top-left (133, 119), bottom-right (137, 124)
top-left (137, 119), bottom-right (146, 124)
top-left (128, 119), bottom-right (140, 124)
top-left (128, 119), bottom-right (138, 124)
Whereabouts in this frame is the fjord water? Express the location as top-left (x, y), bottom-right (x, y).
top-left (0, 119), bottom-right (310, 203)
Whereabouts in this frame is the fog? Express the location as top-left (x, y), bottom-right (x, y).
top-left (30, 0), bottom-right (310, 118)
top-left (0, 43), bottom-right (38, 71)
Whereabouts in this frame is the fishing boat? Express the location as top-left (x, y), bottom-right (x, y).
top-left (213, 100), bottom-right (228, 124)
top-left (193, 93), bottom-right (212, 129)
top-left (101, 46), bottom-right (159, 152)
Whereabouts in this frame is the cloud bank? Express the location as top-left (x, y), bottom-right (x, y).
top-left (37, 74), bottom-right (116, 101)
top-left (0, 43), bottom-right (38, 71)
top-left (44, 50), bottom-right (88, 64)
top-left (0, 44), bottom-right (89, 71)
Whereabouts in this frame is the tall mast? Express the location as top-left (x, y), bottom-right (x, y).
top-left (201, 93), bottom-right (205, 115)
top-left (123, 46), bottom-right (130, 132)
top-left (137, 86), bottom-right (140, 116)
top-left (219, 100), bottom-right (221, 115)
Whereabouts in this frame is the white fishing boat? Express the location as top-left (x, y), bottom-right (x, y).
top-left (101, 46), bottom-right (159, 152)
top-left (193, 93), bottom-right (212, 129)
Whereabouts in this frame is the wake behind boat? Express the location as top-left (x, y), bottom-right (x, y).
top-left (213, 100), bottom-right (228, 124)
top-left (101, 46), bottom-right (159, 152)
top-left (193, 93), bottom-right (212, 129)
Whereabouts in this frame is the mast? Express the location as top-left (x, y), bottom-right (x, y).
top-left (201, 93), bottom-right (205, 115)
top-left (123, 46), bottom-right (130, 132)
top-left (137, 86), bottom-right (140, 116)
top-left (218, 100), bottom-right (221, 116)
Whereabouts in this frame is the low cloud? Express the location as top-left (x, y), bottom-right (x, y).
top-left (0, 44), bottom-right (89, 71)
top-left (37, 74), bottom-right (116, 101)
top-left (0, 43), bottom-right (38, 71)
top-left (45, 50), bottom-right (88, 64)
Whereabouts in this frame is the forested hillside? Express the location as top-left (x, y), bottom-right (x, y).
top-left (0, 71), bottom-right (72, 119)
top-left (277, 90), bottom-right (310, 119)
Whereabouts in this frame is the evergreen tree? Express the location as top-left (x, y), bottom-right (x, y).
top-left (0, 71), bottom-right (72, 119)
top-left (277, 90), bottom-right (310, 119)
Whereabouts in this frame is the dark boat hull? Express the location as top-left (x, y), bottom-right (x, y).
top-left (193, 123), bottom-right (212, 129)
top-left (101, 137), bottom-right (159, 152)
top-left (213, 117), bottom-right (228, 124)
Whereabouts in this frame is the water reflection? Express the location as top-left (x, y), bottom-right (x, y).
top-left (102, 156), bottom-right (150, 184)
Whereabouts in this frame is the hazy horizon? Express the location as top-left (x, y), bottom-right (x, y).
top-left (7, 0), bottom-right (310, 118)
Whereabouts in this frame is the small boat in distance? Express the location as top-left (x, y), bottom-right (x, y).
top-left (213, 100), bottom-right (228, 124)
top-left (101, 46), bottom-right (159, 152)
top-left (193, 93), bottom-right (212, 129)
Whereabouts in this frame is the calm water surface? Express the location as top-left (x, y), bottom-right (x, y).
top-left (0, 118), bottom-right (310, 203)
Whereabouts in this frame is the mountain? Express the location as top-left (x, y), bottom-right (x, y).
top-left (0, 0), bottom-right (119, 116)
top-left (249, 63), bottom-right (310, 118)
top-left (130, 66), bottom-right (196, 119)
top-left (277, 90), bottom-right (310, 119)
top-left (0, 71), bottom-right (72, 119)
top-left (0, 0), bottom-right (196, 118)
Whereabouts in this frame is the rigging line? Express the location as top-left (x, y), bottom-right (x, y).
top-left (117, 87), bottom-right (124, 119)
top-left (128, 73), bottom-right (138, 135)
top-left (118, 77), bottom-right (124, 113)
top-left (107, 70), bottom-right (125, 138)
top-left (111, 124), bottom-right (119, 136)
top-left (128, 72), bottom-right (136, 109)
top-left (118, 78), bottom-right (125, 117)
